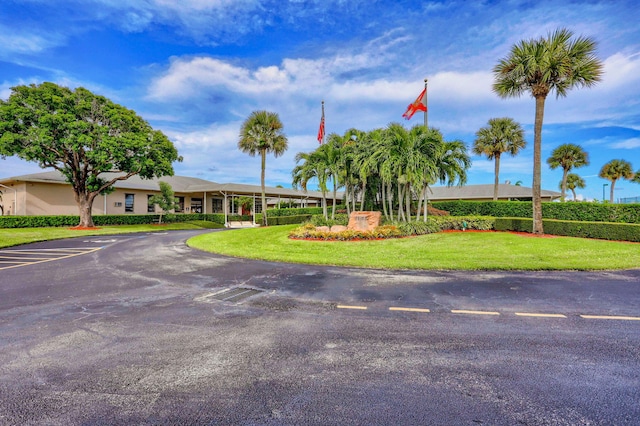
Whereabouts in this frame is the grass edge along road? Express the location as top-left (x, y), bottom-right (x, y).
top-left (187, 225), bottom-right (640, 271)
top-left (0, 221), bottom-right (222, 249)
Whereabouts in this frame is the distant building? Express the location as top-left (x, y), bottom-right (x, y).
top-left (427, 183), bottom-right (561, 202)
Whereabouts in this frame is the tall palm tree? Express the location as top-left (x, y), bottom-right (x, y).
top-left (493, 28), bottom-right (603, 234)
top-left (547, 144), bottom-right (589, 202)
top-left (599, 159), bottom-right (634, 203)
top-left (632, 170), bottom-right (640, 185)
top-left (473, 117), bottom-right (525, 201)
top-left (238, 110), bottom-right (288, 226)
top-left (564, 173), bottom-right (585, 201)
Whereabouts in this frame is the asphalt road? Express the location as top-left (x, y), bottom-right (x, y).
top-left (1, 230), bottom-right (639, 425)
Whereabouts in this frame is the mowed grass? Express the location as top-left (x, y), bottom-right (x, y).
top-left (0, 221), bottom-right (223, 249)
top-left (187, 225), bottom-right (640, 271)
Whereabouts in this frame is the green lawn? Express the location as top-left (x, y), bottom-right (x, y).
top-left (187, 225), bottom-right (640, 271)
top-left (0, 221), bottom-right (223, 249)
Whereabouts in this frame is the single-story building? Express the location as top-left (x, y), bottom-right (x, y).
top-left (0, 171), bottom-right (331, 224)
top-left (0, 171), bottom-right (561, 220)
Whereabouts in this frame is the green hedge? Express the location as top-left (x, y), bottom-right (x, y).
top-left (0, 213), bottom-right (228, 228)
top-left (266, 214), bottom-right (312, 226)
top-left (266, 206), bottom-right (345, 217)
top-left (432, 200), bottom-right (640, 223)
top-left (495, 217), bottom-right (640, 242)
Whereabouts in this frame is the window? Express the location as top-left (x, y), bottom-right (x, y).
top-left (125, 194), bottom-right (134, 213)
top-left (212, 198), bottom-right (223, 213)
top-left (191, 198), bottom-right (202, 213)
top-left (175, 196), bottom-right (185, 213)
top-left (254, 198), bottom-right (262, 213)
top-left (147, 195), bottom-right (155, 213)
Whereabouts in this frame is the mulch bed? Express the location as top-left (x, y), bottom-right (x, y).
top-left (69, 226), bottom-right (102, 230)
top-left (441, 229), bottom-right (557, 238)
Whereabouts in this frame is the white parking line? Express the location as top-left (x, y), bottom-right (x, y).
top-left (0, 247), bottom-right (102, 270)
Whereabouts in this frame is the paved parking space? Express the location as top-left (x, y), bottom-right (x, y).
top-left (0, 247), bottom-right (102, 270)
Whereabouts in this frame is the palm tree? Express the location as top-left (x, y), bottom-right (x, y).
top-left (547, 144), bottom-right (589, 202)
top-left (564, 173), bottom-right (586, 201)
top-left (473, 117), bottom-right (526, 201)
top-left (599, 159), bottom-right (634, 203)
top-left (633, 170), bottom-right (640, 185)
top-left (493, 28), bottom-right (603, 234)
top-left (292, 150), bottom-right (329, 219)
top-left (238, 110), bottom-right (288, 226)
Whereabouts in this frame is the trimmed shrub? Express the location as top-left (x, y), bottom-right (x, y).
top-left (267, 214), bottom-right (312, 226)
top-left (430, 215), bottom-right (495, 231)
top-left (495, 217), bottom-right (640, 242)
top-left (266, 206), bottom-right (345, 217)
top-left (0, 213), bottom-right (228, 228)
top-left (397, 221), bottom-right (440, 236)
top-left (432, 200), bottom-right (640, 223)
top-left (309, 214), bottom-right (349, 227)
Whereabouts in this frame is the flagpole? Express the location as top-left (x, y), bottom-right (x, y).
top-left (424, 78), bottom-right (428, 129)
top-left (321, 100), bottom-right (325, 144)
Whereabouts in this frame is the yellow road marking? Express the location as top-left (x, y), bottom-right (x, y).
top-left (451, 309), bottom-right (500, 316)
top-left (515, 312), bottom-right (567, 318)
top-left (580, 315), bottom-right (640, 321)
top-left (337, 305), bottom-right (368, 310)
top-left (389, 307), bottom-right (430, 313)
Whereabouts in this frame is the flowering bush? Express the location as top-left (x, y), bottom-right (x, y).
top-left (289, 216), bottom-right (496, 241)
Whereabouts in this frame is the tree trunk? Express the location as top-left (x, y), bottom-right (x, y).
top-left (360, 179), bottom-right (366, 211)
top-left (532, 96), bottom-right (546, 234)
top-left (571, 188), bottom-right (577, 201)
top-left (381, 183), bottom-right (389, 220)
top-left (416, 184), bottom-right (424, 222)
top-left (610, 180), bottom-right (616, 203)
top-left (261, 150), bottom-right (267, 226)
top-left (75, 191), bottom-right (97, 228)
top-left (561, 168), bottom-right (569, 202)
top-left (423, 185), bottom-right (429, 222)
top-left (322, 191), bottom-right (328, 219)
top-left (397, 182), bottom-right (404, 221)
top-left (331, 179), bottom-right (337, 220)
top-left (387, 183), bottom-right (394, 221)
top-left (405, 183), bottom-right (411, 222)
top-left (493, 154), bottom-right (501, 201)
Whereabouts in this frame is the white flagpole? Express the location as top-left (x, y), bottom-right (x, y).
top-left (424, 78), bottom-right (428, 129)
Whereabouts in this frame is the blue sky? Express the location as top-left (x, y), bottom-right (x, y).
top-left (1, 0), bottom-right (639, 202)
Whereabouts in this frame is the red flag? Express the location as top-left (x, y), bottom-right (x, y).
top-left (402, 88), bottom-right (427, 120)
top-left (317, 107), bottom-right (325, 144)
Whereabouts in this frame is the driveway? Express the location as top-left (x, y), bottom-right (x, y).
top-left (1, 230), bottom-right (639, 425)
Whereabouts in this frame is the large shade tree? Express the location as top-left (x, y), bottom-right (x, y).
top-left (0, 82), bottom-right (181, 227)
top-left (546, 143), bottom-right (589, 202)
top-left (564, 173), bottom-right (586, 201)
top-left (599, 159), bottom-right (634, 203)
top-left (473, 117), bottom-right (526, 201)
top-left (493, 28), bottom-right (603, 234)
top-left (238, 110), bottom-right (288, 226)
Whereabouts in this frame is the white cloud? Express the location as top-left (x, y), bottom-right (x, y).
top-left (610, 137), bottom-right (640, 149)
top-left (0, 28), bottom-right (63, 57)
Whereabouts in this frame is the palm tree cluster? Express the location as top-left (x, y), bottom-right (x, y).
top-left (292, 124), bottom-right (471, 222)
